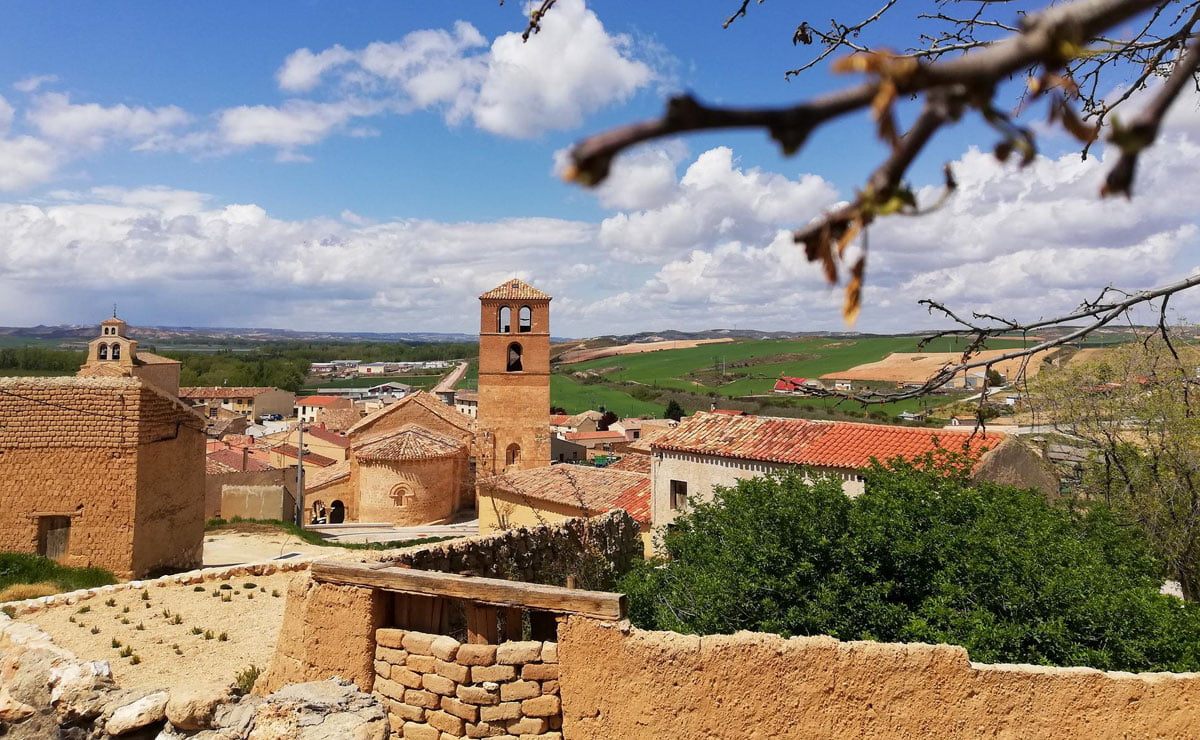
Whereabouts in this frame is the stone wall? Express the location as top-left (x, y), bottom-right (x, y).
top-left (556, 618), bottom-right (1200, 739)
top-left (356, 454), bottom-right (467, 527)
top-left (205, 468), bottom-right (295, 519)
top-left (373, 628), bottom-right (561, 740)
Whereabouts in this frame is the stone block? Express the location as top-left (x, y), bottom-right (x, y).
top-left (403, 631), bottom-right (437, 655)
top-left (376, 628), bottom-right (405, 649)
top-left (408, 654), bottom-right (437, 673)
top-left (436, 658), bottom-right (470, 683)
top-left (456, 643), bottom-right (497, 666)
top-left (480, 702), bottom-right (522, 722)
top-left (404, 689), bottom-right (441, 709)
top-left (422, 672), bottom-right (457, 697)
top-left (471, 664), bottom-right (517, 683)
top-left (393, 667), bottom-right (424, 690)
top-left (428, 708), bottom-right (466, 735)
top-left (540, 643), bottom-right (557, 664)
top-left (441, 695), bottom-right (479, 722)
top-left (541, 680), bottom-right (559, 695)
top-left (372, 676), bottom-right (407, 702)
top-left (466, 720), bottom-right (511, 738)
top-left (377, 646), bottom-right (408, 665)
top-left (520, 663), bottom-right (558, 680)
top-left (525, 733), bottom-right (562, 740)
top-left (457, 684), bottom-right (500, 706)
top-left (390, 699), bottom-right (425, 723)
top-left (403, 721), bottom-right (440, 740)
top-left (499, 680), bottom-right (540, 702)
top-left (506, 716), bottom-right (549, 735)
top-left (496, 641), bottom-right (541, 665)
top-left (374, 659), bottom-right (391, 680)
top-left (521, 694), bottom-right (561, 717)
top-left (430, 635), bottom-right (460, 662)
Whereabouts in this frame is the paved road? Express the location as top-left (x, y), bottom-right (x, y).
top-left (432, 361), bottom-right (469, 394)
top-left (318, 518), bottom-right (480, 544)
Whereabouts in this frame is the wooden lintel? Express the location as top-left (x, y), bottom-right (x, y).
top-left (311, 561), bottom-right (626, 620)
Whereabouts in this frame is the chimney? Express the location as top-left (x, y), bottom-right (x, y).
top-left (710, 400), bottom-right (717, 412)
top-left (241, 447), bottom-right (248, 472)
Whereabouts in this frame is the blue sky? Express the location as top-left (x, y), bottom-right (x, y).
top-left (0, 1), bottom-right (1196, 336)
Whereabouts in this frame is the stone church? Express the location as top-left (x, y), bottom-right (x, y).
top-left (306, 279), bottom-right (554, 527)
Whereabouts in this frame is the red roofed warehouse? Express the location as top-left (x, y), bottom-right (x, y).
top-left (649, 412), bottom-right (1058, 541)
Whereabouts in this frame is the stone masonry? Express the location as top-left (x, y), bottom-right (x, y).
top-left (373, 628), bottom-right (561, 740)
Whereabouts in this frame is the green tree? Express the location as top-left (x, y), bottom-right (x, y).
top-left (1033, 338), bottom-right (1200, 600)
top-left (621, 456), bottom-right (1200, 671)
top-left (664, 399), bottom-right (685, 422)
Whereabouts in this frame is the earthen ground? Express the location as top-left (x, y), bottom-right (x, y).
top-left (823, 346), bottom-right (1107, 384)
top-left (24, 571), bottom-right (299, 691)
top-left (557, 337), bottom-right (734, 365)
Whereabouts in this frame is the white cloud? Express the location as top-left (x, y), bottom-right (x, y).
top-left (27, 92), bottom-right (191, 150)
top-left (598, 146), bottom-right (839, 263)
top-left (217, 98), bottom-right (380, 158)
top-left (0, 136), bottom-right (59, 191)
top-left (13, 74), bottom-right (58, 93)
top-left (592, 141), bottom-right (687, 211)
top-left (267, 0), bottom-right (654, 145)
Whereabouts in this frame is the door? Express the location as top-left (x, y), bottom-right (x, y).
top-left (37, 516), bottom-right (71, 560)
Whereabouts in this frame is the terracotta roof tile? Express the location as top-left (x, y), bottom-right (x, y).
top-left (481, 465), bottom-right (650, 524)
top-left (354, 423), bottom-right (465, 462)
top-left (653, 412), bottom-right (1003, 469)
top-left (607, 453), bottom-right (651, 474)
top-left (273, 444), bottom-right (336, 467)
top-left (303, 425), bottom-right (350, 448)
top-left (316, 406), bottom-right (362, 432)
top-left (207, 448), bottom-right (274, 473)
top-left (295, 395), bottom-right (345, 407)
top-left (347, 390), bottom-right (474, 437)
top-left (306, 459), bottom-right (350, 488)
top-left (479, 278), bottom-right (551, 301)
top-left (564, 431), bottom-right (627, 442)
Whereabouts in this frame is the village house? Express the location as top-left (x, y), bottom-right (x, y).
top-left (315, 404), bottom-right (363, 432)
top-left (177, 386), bottom-right (295, 420)
top-left (284, 424), bottom-right (350, 462)
top-left (295, 394), bottom-right (353, 423)
top-left (269, 444), bottom-right (338, 475)
top-left (453, 389), bottom-right (479, 419)
top-left (608, 417), bottom-right (643, 441)
top-left (773, 376), bottom-right (824, 394)
top-left (0, 317), bottom-right (205, 578)
top-left (649, 411), bottom-right (1059, 533)
top-left (477, 464), bottom-right (652, 553)
top-left (357, 362), bottom-right (401, 375)
top-left (551, 435), bottom-right (588, 463)
top-left (563, 430), bottom-right (627, 460)
top-left (549, 410), bottom-right (602, 436)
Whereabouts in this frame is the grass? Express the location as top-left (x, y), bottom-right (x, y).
top-left (204, 517), bottom-right (457, 551)
top-left (0, 553), bottom-right (115, 601)
top-left (560, 336), bottom-right (1033, 398)
top-left (550, 374), bottom-right (664, 416)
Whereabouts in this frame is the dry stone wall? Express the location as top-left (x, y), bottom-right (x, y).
top-left (373, 628), bottom-right (561, 740)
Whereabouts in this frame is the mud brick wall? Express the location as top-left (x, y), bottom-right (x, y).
top-left (0, 376), bottom-right (205, 578)
top-left (373, 629), bottom-right (562, 740)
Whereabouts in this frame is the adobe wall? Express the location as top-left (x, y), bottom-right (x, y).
top-left (220, 485), bottom-right (288, 521)
top-left (356, 453), bottom-right (466, 526)
top-left (132, 396), bottom-right (205, 575)
top-left (132, 361), bottom-right (180, 397)
top-left (205, 468), bottom-right (293, 519)
top-left (372, 628), bottom-right (561, 739)
top-left (557, 618), bottom-right (1200, 739)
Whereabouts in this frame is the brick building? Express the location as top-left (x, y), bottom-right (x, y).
top-left (77, 316), bottom-right (182, 396)
top-left (476, 279), bottom-right (552, 475)
top-left (0, 375), bottom-right (205, 578)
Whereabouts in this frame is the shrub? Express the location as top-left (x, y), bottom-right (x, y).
top-left (193, 586), bottom-right (205, 592)
top-left (89, 626), bottom-right (99, 634)
top-left (104, 598), bottom-right (116, 607)
top-left (0, 582), bottom-right (60, 602)
top-left (118, 646), bottom-right (132, 658)
top-left (75, 606), bottom-right (90, 614)
top-left (140, 591), bottom-right (149, 601)
top-left (0, 554), bottom-right (115, 595)
top-left (111, 638), bottom-right (121, 648)
top-left (233, 665), bottom-right (262, 696)
top-left (129, 655), bottom-right (140, 665)
top-left (242, 583), bottom-right (257, 590)
top-left (622, 457), bottom-right (1200, 672)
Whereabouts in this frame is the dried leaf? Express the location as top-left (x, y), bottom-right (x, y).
top-left (1057, 100), bottom-right (1099, 144)
top-left (843, 256), bottom-right (866, 325)
top-left (793, 22), bottom-right (812, 46)
top-left (836, 217), bottom-right (862, 259)
top-left (872, 80), bottom-right (900, 148)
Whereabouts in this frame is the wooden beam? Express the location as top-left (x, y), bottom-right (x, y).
top-left (312, 561), bottom-right (626, 620)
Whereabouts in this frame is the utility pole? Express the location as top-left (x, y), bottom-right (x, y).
top-left (296, 421), bottom-right (304, 526)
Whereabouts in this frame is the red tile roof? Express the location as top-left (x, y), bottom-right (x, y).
top-left (354, 424), bottom-right (465, 462)
top-left (481, 465), bottom-right (650, 524)
top-left (479, 278), bottom-right (551, 301)
top-left (710, 409), bottom-right (746, 416)
top-left (774, 377), bottom-right (812, 392)
top-left (347, 390), bottom-right (474, 437)
top-left (564, 431), bottom-right (627, 442)
top-left (653, 412), bottom-right (1003, 470)
top-left (303, 425), bottom-right (350, 448)
top-left (607, 453), bottom-right (651, 474)
top-left (206, 448), bottom-right (274, 473)
top-left (296, 395), bottom-right (344, 407)
top-left (180, 386), bottom-right (280, 400)
top-left (272, 444), bottom-right (337, 467)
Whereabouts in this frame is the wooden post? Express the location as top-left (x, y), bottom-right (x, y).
top-left (466, 603), bottom-right (498, 644)
top-left (503, 607), bottom-right (524, 641)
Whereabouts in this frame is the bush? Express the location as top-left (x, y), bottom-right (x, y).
top-left (234, 665), bottom-right (262, 696)
top-left (621, 456), bottom-right (1200, 672)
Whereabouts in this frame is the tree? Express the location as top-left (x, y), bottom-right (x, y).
top-left (597, 410), bottom-right (618, 431)
top-left (664, 399), bottom-right (685, 421)
top-left (523, 0), bottom-right (1200, 403)
top-left (620, 456), bottom-right (1200, 671)
top-left (1033, 337), bottom-right (1200, 599)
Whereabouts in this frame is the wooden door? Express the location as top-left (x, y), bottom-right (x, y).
top-left (38, 516), bottom-right (71, 560)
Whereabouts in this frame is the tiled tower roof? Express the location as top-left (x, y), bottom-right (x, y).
top-left (479, 279), bottom-right (551, 301)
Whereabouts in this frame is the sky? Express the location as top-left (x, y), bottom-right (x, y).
top-left (0, 1), bottom-right (1197, 337)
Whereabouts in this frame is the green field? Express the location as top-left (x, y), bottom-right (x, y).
top-left (550, 375), bottom-right (664, 416)
top-left (561, 336), bottom-right (1033, 398)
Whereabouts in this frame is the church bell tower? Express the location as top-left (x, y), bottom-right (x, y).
top-left (476, 279), bottom-right (551, 475)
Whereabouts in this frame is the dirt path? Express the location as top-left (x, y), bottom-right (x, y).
top-left (432, 361), bottom-right (469, 393)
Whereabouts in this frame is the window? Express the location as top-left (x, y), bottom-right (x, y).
top-left (505, 443), bottom-right (521, 466)
top-left (389, 485), bottom-right (413, 508)
top-left (506, 342), bottom-right (523, 372)
top-left (670, 479), bottom-right (688, 510)
top-left (97, 343), bottom-right (108, 360)
top-left (111, 343), bottom-right (121, 360)
top-left (518, 305), bottom-right (532, 333)
top-left (498, 306), bottom-right (512, 333)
